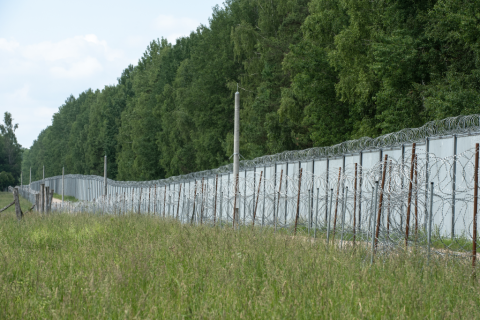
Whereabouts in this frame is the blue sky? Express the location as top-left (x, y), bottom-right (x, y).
top-left (0, 0), bottom-right (223, 148)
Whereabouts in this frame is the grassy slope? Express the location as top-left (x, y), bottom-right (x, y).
top-left (0, 210), bottom-right (478, 318)
top-left (0, 191), bottom-right (32, 214)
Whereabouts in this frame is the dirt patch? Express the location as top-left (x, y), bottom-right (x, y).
top-left (51, 197), bottom-right (62, 204)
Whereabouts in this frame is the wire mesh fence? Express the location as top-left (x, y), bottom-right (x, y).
top-left (14, 114), bottom-right (480, 261)
top-left (17, 144), bottom-right (480, 261)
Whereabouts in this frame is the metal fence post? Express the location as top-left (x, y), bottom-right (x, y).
top-left (405, 143), bottom-right (416, 247)
top-left (314, 188), bottom-right (319, 239)
top-left (353, 163), bottom-right (358, 246)
top-left (294, 168), bottom-right (303, 235)
top-left (253, 171), bottom-right (263, 227)
top-left (62, 167), bottom-right (64, 204)
top-left (332, 168), bottom-right (342, 240)
top-left (326, 189), bottom-right (334, 246)
top-left (473, 143), bottom-right (478, 269)
top-left (452, 135), bottom-right (457, 239)
top-left (374, 154), bottom-right (388, 252)
top-left (275, 169), bottom-right (283, 232)
top-left (104, 155), bottom-right (107, 196)
top-left (371, 181), bottom-right (379, 264)
top-left (428, 182), bottom-right (434, 264)
top-left (340, 187), bottom-right (348, 249)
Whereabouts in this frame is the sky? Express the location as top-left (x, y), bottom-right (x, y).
top-left (0, 0), bottom-right (223, 148)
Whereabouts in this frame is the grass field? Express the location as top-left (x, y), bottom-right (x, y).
top-left (0, 192), bottom-right (479, 318)
top-left (0, 190), bottom-right (33, 214)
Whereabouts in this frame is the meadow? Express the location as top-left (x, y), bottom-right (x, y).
top-left (0, 192), bottom-right (479, 319)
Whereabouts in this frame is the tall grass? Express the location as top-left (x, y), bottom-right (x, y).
top-left (0, 195), bottom-right (478, 318)
top-left (0, 191), bottom-right (32, 213)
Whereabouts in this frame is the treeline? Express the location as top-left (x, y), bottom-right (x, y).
top-left (22, 0), bottom-right (480, 182)
top-left (0, 112), bottom-right (22, 189)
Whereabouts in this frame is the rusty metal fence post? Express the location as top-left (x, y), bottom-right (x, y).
top-left (374, 154), bottom-right (388, 252)
top-left (314, 187), bottom-right (319, 239)
top-left (275, 169), bottom-right (283, 232)
top-left (405, 143), bottom-right (416, 247)
top-left (428, 182), bottom-right (434, 264)
top-left (294, 168), bottom-right (303, 235)
top-left (176, 183), bottom-right (182, 220)
top-left (353, 164), bottom-right (357, 246)
top-left (340, 187), bottom-right (348, 249)
top-left (332, 168), bottom-right (342, 241)
top-left (326, 189), bottom-right (334, 246)
top-left (371, 181), bottom-right (379, 264)
top-left (252, 171), bottom-right (263, 227)
top-left (473, 143), bottom-right (478, 269)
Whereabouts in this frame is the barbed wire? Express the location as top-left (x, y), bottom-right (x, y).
top-left (18, 146), bottom-right (480, 260)
top-left (25, 114), bottom-right (480, 188)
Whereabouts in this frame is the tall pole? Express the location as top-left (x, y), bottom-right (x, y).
top-left (353, 163), bottom-right (357, 246)
top-left (104, 155), bottom-right (107, 196)
top-left (405, 143), bottom-right (416, 247)
top-left (21, 172), bottom-right (22, 187)
top-left (473, 143), bottom-right (478, 269)
top-left (374, 154), bottom-right (388, 252)
top-left (252, 171), bottom-right (263, 227)
top-left (62, 167), bottom-right (65, 203)
top-left (29, 167), bottom-right (31, 189)
top-left (233, 89), bottom-right (240, 227)
top-left (294, 168), bottom-right (303, 235)
top-left (371, 181), bottom-right (379, 264)
top-left (43, 165), bottom-right (45, 183)
top-left (428, 182), bottom-right (434, 264)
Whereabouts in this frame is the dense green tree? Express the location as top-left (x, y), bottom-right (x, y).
top-left (157, 6), bottom-right (244, 177)
top-left (0, 171), bottom-right (15, 190)
top-left (230, 0), bottom-right (311, 155)
top-left (0, 112), bottom-right (22, 184)
top-left (21, 0), bottom-right (480, 181)
top-left (280, 0), bottom-right (350, 147)
top-left (422, 0), bottom-right (480, 118)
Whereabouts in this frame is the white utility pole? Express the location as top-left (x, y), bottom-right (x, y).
top-left (62, 166), bottom-right (64, 203)
top-left (104, 155), bottom-right (107, 196)
top-left (233, 88), bottom-right (240, 226)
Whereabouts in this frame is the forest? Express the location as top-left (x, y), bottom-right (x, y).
top-left (0, 112), bottom-right (22, 189)
top-left (22, 0), bottom-right (480, 182)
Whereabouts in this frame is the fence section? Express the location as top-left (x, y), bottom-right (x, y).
top-left (17, 114), bottom-right (480, 258)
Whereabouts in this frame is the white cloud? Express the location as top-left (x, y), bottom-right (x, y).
top-left (84, 34), bottom-right (100, 44)
top-left (0, 35), bottom-right (129, 147)
top-left (0, 1), bottom-right (220, 148)
top-left (50, 56), bottom-right (103, 79)
top-left (125, 35), bottom-right (150, 47)
top-left (0, 38), bottom-right (19, 52)
top-left (0, 85), bottom-right (56, 148)
top-left (154, 14), bottom-right (198, 30)
top-left (5, 85), bottom-right (32, 104)
top-left (21, 34), bottom-right (121, 63)
top-left (0, 35), bottom-right (123, 80)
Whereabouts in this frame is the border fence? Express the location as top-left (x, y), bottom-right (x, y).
top-left (16, 114), bottom-right (480, 261)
